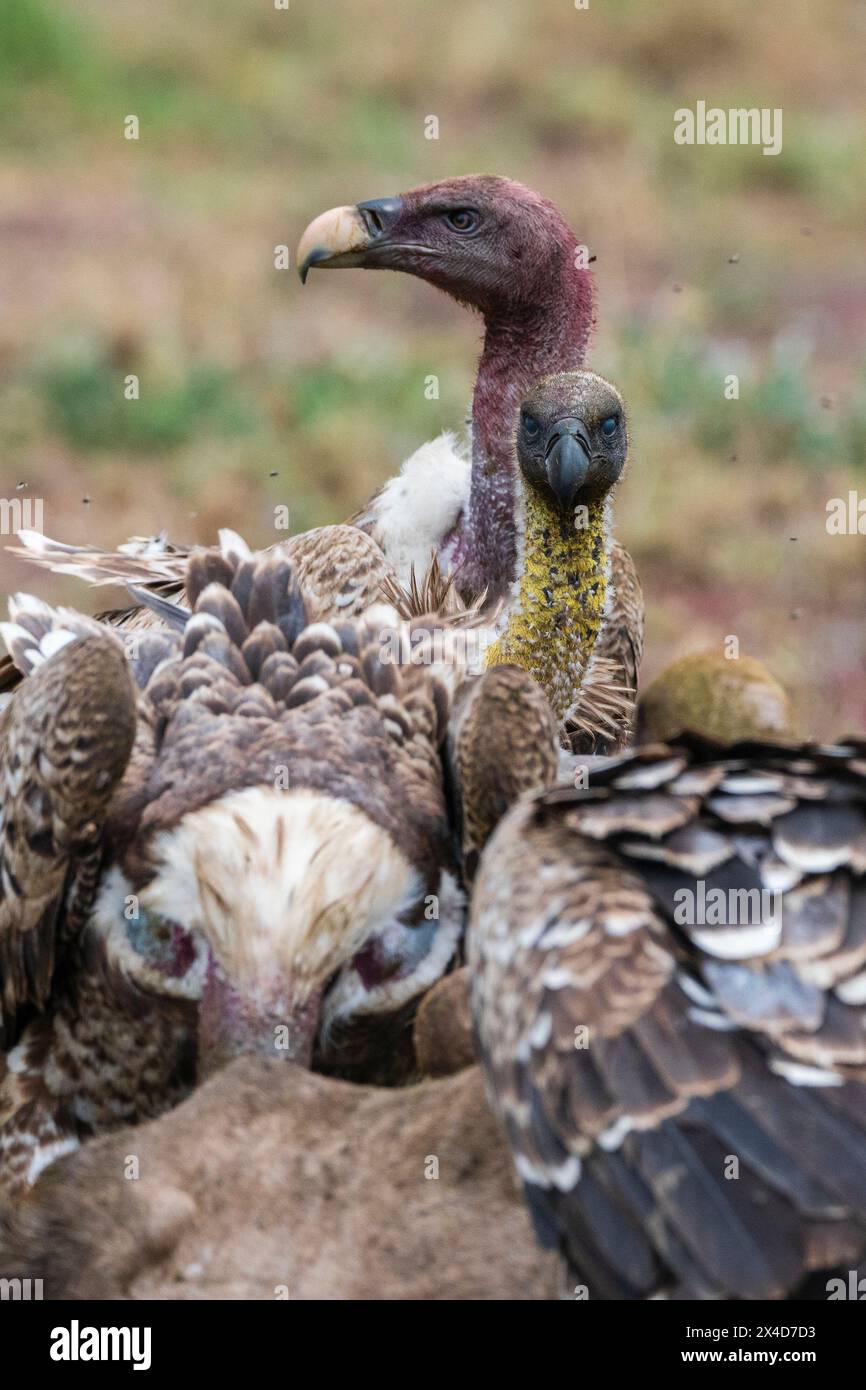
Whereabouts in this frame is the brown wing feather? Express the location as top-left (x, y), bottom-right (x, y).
top-left (284, 524), bottom-right (391, 620)
top-left (6, 530), bottom-right (189, 592)
top-left (447, 665), bottom-right (558, 882)
top-left (0, 634), bottom-right (137, 1046)
top-left (603, 538), bottom-right (644, 694)
top-left (8, 524), bottom-right (392, 630)
top-left (568, 538), bottom-right (643, 755)
top-left (470, 737), bottom-right (866, 1298)
top-left (116, 547), bottom-right (456, 893)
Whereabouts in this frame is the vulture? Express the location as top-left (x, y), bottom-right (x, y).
top-left (637, 649), bottom-right (796, 744)
top-left (385, 368), bottom-right (636, 751)
top-left (0, 534), bottom-right (555, 1199)
top-left (469, 733), bottom-right (866, 1298)
top-left (481, 370), bottom-right (631, 732)
top-left (7, 176), bottom-right (643, 747)
top-left (300, 174), bottom-right (643, 728)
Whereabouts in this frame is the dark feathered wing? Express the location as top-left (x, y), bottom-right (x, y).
top-left (469, 735), bottom-right (866, 1298)
top-left (0, 624), bottom-right (137, 1047)
top-left (605, 537), bottom-right (644, 697)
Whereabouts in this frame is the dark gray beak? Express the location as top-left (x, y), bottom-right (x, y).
top-left (544, 419), bottom-right (591, 511)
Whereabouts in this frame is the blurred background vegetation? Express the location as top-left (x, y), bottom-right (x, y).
top-left (0, 0), bottom-right (864, 733)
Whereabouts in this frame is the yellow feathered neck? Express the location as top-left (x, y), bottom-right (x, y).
top-left (484, 491), bottom-right (609, 722)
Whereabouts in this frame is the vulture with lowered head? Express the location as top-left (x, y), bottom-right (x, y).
top-left (0, 534), bottom-right (557, 1199)
top-left (470, 733), bottom-right (866, 1299)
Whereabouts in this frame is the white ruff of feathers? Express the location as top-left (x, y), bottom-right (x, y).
top-left (141, 786), bottom-right (462, 1023)
top-left (364, 431), bottom-right (470, 585)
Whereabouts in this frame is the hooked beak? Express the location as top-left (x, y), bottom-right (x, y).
top-left (296, 197), bottom-right (404, 282)
top-left (198, 955), bottom-right (322, 1080)
top-left (544, 419), bottom-right (591, 512)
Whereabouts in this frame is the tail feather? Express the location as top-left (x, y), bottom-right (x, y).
top-left (10, 529), bottom-right (189, 588)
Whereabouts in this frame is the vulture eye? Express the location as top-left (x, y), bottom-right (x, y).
top-left (521, 413), bottom-right (540, 441)
top-left (444, 208), bottom-right (479, 234)
top-left (601, 415), bottom-right (619, 437)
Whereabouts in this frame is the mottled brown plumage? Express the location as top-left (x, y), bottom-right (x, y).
top-left (470, 733), bottom-right (866, 1298)
top-left (0, 629), bottom-right (137, 1049)
top-left (592, 539), bottom-right (643, 745)
top-left (0, 524), bottom-right (391, 700)
top-left (386, 560), bottom-right (635, 759)
top-left (0, 619), bottom-right (189, 1197)
top-left (9, 522), bottom-right (389, 625)
top-left (0, 545), bottom-right (450, 1195)
top-left (447, 664), bottom-right (558, 883)
top-left (0, 535), bottom-right (557, 1197)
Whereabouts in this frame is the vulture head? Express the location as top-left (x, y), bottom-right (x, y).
top-left (4, 536), bottom-right (465, 1093)
top-left (138, 782), bottom-right (460, 1079)
top-left (516, 370), bottom-right (628, 515)
top-left (296, 174), bottom-right (591, 323)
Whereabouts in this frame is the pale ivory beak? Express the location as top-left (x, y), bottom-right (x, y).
top-left (296, 205), bottom-right (372, 282)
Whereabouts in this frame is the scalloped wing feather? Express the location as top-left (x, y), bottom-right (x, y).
top-left (0, 632), bottom-right (137, 1046)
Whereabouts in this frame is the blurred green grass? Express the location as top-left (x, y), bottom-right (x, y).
top-left (29, 336), bottom-right (866, 473)
top-left (0, 0), bottom-right (864, 736)
top-left (41, 356), bottom-right (259, 453)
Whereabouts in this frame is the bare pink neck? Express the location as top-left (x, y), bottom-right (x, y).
top-left (457, 266), bottom-right (594, 595)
